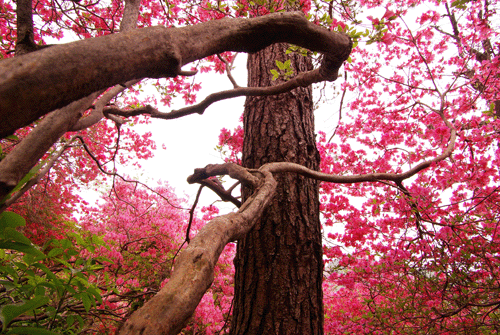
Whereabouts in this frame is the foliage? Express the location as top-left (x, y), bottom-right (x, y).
top-left (1, 0), bottom-right (500, 333)
top-left (0, 211), bottom-right (108, 334)
top-left (315, 0), bottom-right (500, 333)
top-left (216, 0), bottom-right (500, 332)
top-left (80, 181), bottom-right (234, 334)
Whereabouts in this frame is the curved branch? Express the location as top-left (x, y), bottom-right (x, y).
top-left (262, 129), bottom-right (454, 183)
top-left (70, 80), bottom-right (138, 131)
top-left (119, 166), bottom-right (277, 335)
top-left (0, 94), bottom-right (97, 199)
top-left (217, 53), bottom-right (240, 88)
top-left (187, 163), bottom-right (260, 188)
top-left (0, 0), bottom-right (142, 199)
top-left (0, 12), bottom-right (351, 138)
top-left (106, 68), bottom-right (332, 119)
top-left (119, 123), bottom-right (456, 333)
top-left (197, 179), bottom-right (242, 207)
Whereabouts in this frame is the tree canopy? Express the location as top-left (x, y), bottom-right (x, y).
top-left (0, 0), bottom-right (499, 334)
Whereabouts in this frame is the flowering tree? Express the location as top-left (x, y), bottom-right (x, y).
top-left (79, 181), bottom-right (235, 333)
top-left (0, 0), bottom-right (499, 334)
top-left (318, 0), bottom-right (500, 333)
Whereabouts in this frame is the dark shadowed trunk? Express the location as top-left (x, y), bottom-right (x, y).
top-left (230, 43), bottom-right (323, 334)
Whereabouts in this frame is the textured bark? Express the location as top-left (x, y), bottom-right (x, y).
top-left (15, 0), bottom-right (39, 55)
top-left (231, 43), bottom-right (323, 334)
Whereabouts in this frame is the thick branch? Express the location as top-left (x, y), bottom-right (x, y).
top-left (119, 166), bottom-right (277, 335)
top-left (0, 137), bottom-right (74, 212)
top-left (0, 12), bottom-right (351, 138)
top-left (197, 179), bottom-right (242, 207)
top-left (70, 80), bottom-right (138, 131)
top-left (187, 163), bottom-right (260, 187)
top-left (0, 0), bottom-right (142, 200)
top-left (0, 94), bottom-right (97, 200)
top-left (15, 0), bottom-right (40, 55)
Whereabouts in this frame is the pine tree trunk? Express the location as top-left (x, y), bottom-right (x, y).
top-left (230, 43), bottom-right (323, 334)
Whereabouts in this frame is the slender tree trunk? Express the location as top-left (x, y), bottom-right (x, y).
top-left (230, 43), bottom-right (323, 334)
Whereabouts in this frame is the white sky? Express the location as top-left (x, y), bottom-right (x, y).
top-left (138, 59), bottom-right (343, 211)
top-left (80, 53), bottom-right (344, 213)
top-left (135, 56), bottom-right (247, 208)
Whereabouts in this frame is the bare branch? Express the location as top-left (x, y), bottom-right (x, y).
top-left (217, 53), bottom-right (240, 88)
top-left (70, 80), bottom-right (138, 131)
top-left (106, 68), bottom-right (332, 120)
top-left (71, 0), bottom-right (142, 131)
top-left (119, 136), bottom-right (458, 334)
top-left (0, 0), bottom-right (143, 200)
top-left (75, 136), bottom-right (188, 211)
top-left (120, 0), bottom-right (141, 32)
top-left (262, 126), bottom-right (454, 184)
top-left (15, 0), bottom-right (46, 55)
top-left (186, 185), bottom-right (204, 243)
top-left (187, 163), bottom-right (260, 188)
top-left (197, 178), bottom-right (241, 207)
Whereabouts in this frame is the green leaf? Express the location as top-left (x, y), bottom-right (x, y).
top-left (4, 135), bottom-right (19, 141)
top-left (0, 296), bottom-right (49, 330)
top-left (59, 239), bottom-right (72, 249)
top-left (12, 262), bottom-right (27, 271)
top-left (9, 164), bottom-right (43, 195)
top-left (67, 315), bottom-right (75, 327)
top-left (0, 265), bottom-right (18, 278)
top-left (0, 241), bottom-right (43, 256)
top-left (3, 228), bottom-right (32, 245)
top-left (69, 233), bottom-right (85, 247)
top-left (80, 293), bottom-right (91, 312)
top-left (0, 212), bottom-right (26, 230)
top-left (34, 285), bottom-right (46, 296)
top-left (451, 0), bottom-right (469, 8)
top-left (275, 60), bottom-right (285, 70)
top-left (270, 69), bottom-right (279, 81)
top-left (54, 258), bottom-right (71, 268)
top-left (47, 248), bottom-right (63, 258)
top-left (32, 263), bottom-right (58, 281)
top-left (87, 287), bottom-right (102, 303)
top-left (6, 327), bottom-right (61, 335)
top-left (63, 284), bottom-right (76, 295)
top-left (0, 280), bottom-right (17, 290)
top-left (284, 59), bottom-right (291, 69)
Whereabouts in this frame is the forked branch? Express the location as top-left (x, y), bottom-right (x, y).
top-left (124, 122), bottom-right (455, 333)
top-left (119, 165), bottom-right (277, 335)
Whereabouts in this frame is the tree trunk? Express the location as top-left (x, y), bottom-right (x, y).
top-left (230, 43), bottom-right (323, 334)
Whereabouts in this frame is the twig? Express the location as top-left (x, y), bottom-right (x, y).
top-left (186, 185), bottom-right (204, 243)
